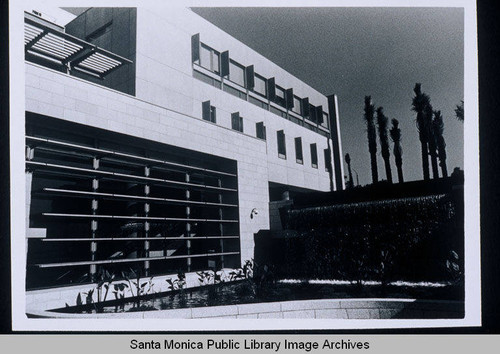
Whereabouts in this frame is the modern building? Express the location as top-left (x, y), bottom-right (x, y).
top-left (24, 7), bottom-right (344, 309)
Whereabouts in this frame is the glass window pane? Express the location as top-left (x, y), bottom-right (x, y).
top-left (324, 149), bottom-right (332, 171)
top-left (275, 87), bottom-right (286, 107)
top-left (229, 61), bottom-right (245, 86)
top-left (276, 87), bottom-right (285, 99)
top-left (310, 143), bottom-right (318, 168)
top-left (210, 106), bottom-right (216, 123)
top-left (277, 130), bottom-right (286, 157)
top-left (322, 113), bottom-right (329, 128)
top-left (292, 96), bottom-right (302, 114)
top-left (200, 45), bottom-right (211, 70)
top-left (295, 137), bottom-right (303, 163)
top-left (254, 75), bottom-right (267, 96)
top-left (212, 51), bottom-right (220, 73)
top-left (256, 122), bottom-right (266, 140)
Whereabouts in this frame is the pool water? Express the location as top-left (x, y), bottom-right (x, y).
top-left (52, 279), bottom-right (463, 314)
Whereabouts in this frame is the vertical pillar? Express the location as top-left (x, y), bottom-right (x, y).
top-left (326, 139), bottom-right (335, 192)
top-left (218, 178), bottom-right (224, 268)
top-left (144, 166), bottom-right (150, 276)
top-left (90, 157), bottom-right (99, 282)
top-left (185, 173), bottom-right (191, 272)
top-left (327, 94), bottom-right (345, 191)
top-left (25, 146), bottom-right (35, 259)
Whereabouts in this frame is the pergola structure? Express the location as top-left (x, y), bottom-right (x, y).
top-left (24, 12), bottom-right (131, 79)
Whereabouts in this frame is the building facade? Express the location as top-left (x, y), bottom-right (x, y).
top-left (24, 7), bottom-right (343, 305)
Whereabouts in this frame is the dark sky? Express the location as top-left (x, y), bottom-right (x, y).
top-left (192, 7), bottom-right (464, 185)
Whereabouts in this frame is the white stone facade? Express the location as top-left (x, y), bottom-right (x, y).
top-left (24, 7), bottom-right (342, 309)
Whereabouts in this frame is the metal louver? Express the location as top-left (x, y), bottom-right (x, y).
top-left (24, 13), bottom-right (132, 79)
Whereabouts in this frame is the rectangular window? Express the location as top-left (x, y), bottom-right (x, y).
top-left (223, 84), bottom-right (247, 100)
top-left (193, 70), bottom-right (222, 89)
top-left (322, 112), bottom-right (329, 129)
top-left (200, 44), bottom-right (220, 73)
top-left (229, 60), bottom-right (245, 87)
top-left (295, 137), bottom-right (303, 164)
top-left (292, 96), bottom-right (302, 115)
top-left (310, 143), bottom-right (318, 168)
top-left (304, 121), bottom-right (317, 133)
top-left (249, 96), bottom-right (268, 110)
top-left (200, 45), bottom-right (211, 69)
top-left (270, 106), bottom-right (287, 118)
top-left (324, 148), bottom-right (332, 172)
top-left (277, 130), bottom-right (286, 158)
top-left (231, 112), bottom-right (244, 133)
top-left (288, 115), bottom-right (302, 125)
top-left (202, 101), bottom-right (216, 123)
top-left (212, 51), bottom-right (220, 73)
top-left (308, 104), bottom-right (317, 123)
top-left (254, 74), bottom-right (267, 97)
top-left (318, 129), bottom-right (329, 138)
top-left (25, 122), bottom-right (241, 289)
top-left (275, 86), bottom-right (286, 107)
top-left (256, 122), bottom-right (266, 140)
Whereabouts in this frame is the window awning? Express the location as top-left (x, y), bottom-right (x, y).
top-left (24, 13), bottom-right (132, 79)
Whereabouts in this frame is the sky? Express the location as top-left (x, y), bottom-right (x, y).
top-left (191, 7), bottom-right (464, 185)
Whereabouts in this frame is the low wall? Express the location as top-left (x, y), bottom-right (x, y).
top-left (27, 298), bottom-right (464, 319)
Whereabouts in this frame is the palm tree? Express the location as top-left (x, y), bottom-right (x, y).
top-left (432, 110), bottom-right (448, 177)
top-left (390, 118), bottom-right (404, 183)
top-left (455, 100), bottom-right (464, 122)
top-left (376, 107), bottom-right (392, 183)
top-left (364, 96), bottom-right (378, 184)
top-left (345, 153), bottom-right (354, 189)
top-left (425, 103), bottom-right (439, 179)
top-left (412, 83), bottom-right (431, 180)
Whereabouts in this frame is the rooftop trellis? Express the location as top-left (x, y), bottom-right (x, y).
top-left (24, 14), bottom-right (132, 79)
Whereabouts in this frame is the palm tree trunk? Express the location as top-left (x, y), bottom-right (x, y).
top-left (412, 84), bottom-right (431, 181)
top-left (438, 136), bottom-right (448, 177)
top-left (433, 110), bottom-right (448, 178)
top-left (376, 106), bottom-right (392, 183)
top-left (347, 162), bottom-right (354, 188)
top-left (390, 118), bottom-right (404, 184)
top-left (420, 142), bottom-right (430, 180)
top-left (364, 96), bottom-right (378, 184)
top-left (441, 161), bottom-right (448, 177)
top-left (430, 152), bottom-right (439, 178)
top-left (428, 127), bottom-right (439, 179)
top-left (383, 157), bottom-right (392, 183)
top-left (395, 154), bottom-right (404, 183)
top-left (370, 152), bottom-right (378, 184)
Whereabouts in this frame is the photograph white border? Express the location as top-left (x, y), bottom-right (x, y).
top-left (9, 0), bottom-right (480, 331)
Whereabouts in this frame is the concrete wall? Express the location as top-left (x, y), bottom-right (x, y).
top-left (134, 7), bottom-right (333, 192)
top-left (25, 62), bottom-right (270, 264)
